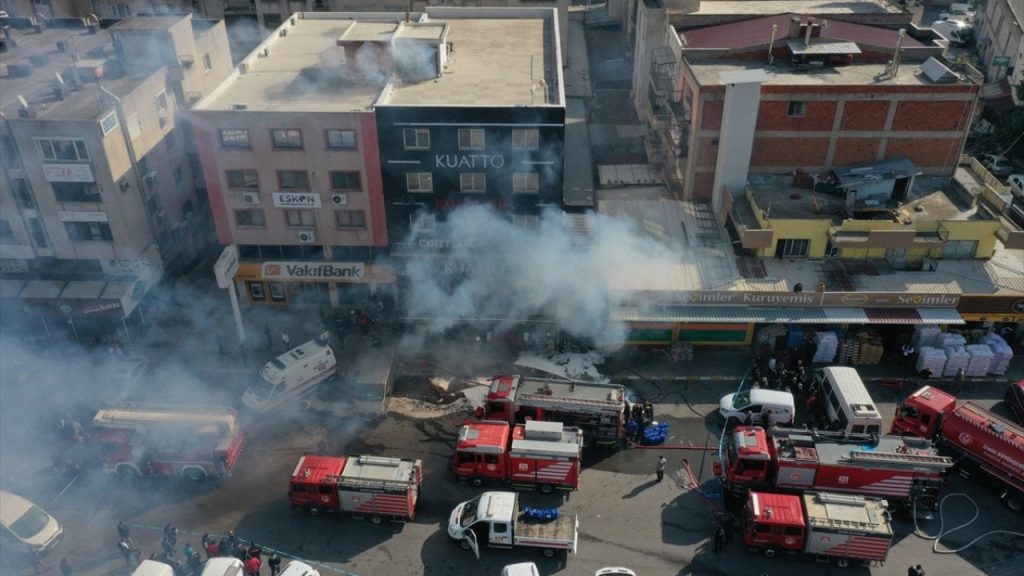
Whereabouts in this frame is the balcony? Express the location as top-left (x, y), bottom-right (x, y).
top-left (223, 0), bottom-right (257, 15)
top-left (650, 47), bottom-right (678, 95)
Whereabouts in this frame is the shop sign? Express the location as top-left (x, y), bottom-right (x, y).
top-left (993, 56), bottom-right (1011, 68)
top-left (100, 111), bottom-right (118, 135)
top-left (58, 211), bottom-right (108, 223)
top-left (441, 260), bottom-right (507, 276)
top-left (43, 163), bottom-right (95, 183)
top-left (82, 302), bottom-right (121, 315)
top-left (680, 291), bottom-right (960, 308)
top-left (272, 192), bottom-right (322, 208)
top-left (434, 154), bottom-right (505, 169)
top-left (261, 261), bottom-right (365, 281)
top-left (214, 245), bottom-right (240, 289)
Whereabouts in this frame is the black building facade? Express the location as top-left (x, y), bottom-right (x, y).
top-left (375, 105), bottom-right (565, 251)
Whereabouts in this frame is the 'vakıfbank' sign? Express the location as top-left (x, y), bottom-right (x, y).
top-left (261, 261), bottom-right (364, 280)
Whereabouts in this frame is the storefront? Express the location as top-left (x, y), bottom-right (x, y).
top-left (957, 294), bottom-right (1024, 354)
top-left (616, 290), bottom-right (965, 347)
top-left (234, 260), bottom-right (395, 308)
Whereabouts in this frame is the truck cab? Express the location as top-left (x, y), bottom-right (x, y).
top-left (288, 455), bottom-right (345, 514)
top-left (447, 492), bottom-right (578, 559)
top-left (742, 491), bottom-right (805, 557)
top-left (719, 427), bottom-right (773, 488)
top-left (453, 420), bottom-right (583, 493)
top-left (891, 386), bottom-right (956, 438)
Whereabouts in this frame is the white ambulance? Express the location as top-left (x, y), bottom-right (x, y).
top-left (243, 333), bottom-right (337, 412)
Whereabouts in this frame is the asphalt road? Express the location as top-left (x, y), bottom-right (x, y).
top-left (2, 348), bottom-right (1022, 576)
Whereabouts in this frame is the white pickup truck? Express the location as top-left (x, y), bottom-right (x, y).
top-left (447, 492), bottom-right (578, 559)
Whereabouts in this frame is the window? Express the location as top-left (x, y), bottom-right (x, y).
top-left (942, 240), bottom-right (977, 259)
top-left (403, 128), bottom-right (430, 150)
top-left (271, 129), bottom-right (303, 149)
top-left (263, 14), bottom-right (282, 31)
top-left (778, 238), bottom-right (809, 258)
top-left (226, 169), bottom-right (259, 190)
top-left (406, 172), bottom-right (433, 193)
top-left (512, 172), bottom-right (539, 194)
top-left (13, 179), bottom-right (36, 208)
top-left (64, 221), bottom-right (113, 241)
top-left (38, 138), bottom-right (89, 161)
top-left (278, 170), bottom-right (309, 190)
top-left (284, 209), bottom-right (315, 228)
top-left (411, 212), bottom-right (436, 232)
top-left (512, 128), bottom-right (539, 150)
top-left (1, 135), bottom-right (22, 168)
top-left (248, 281), bottom-right (265, 301)
top-left (203, 53), bottom-right (212, 71)
top-left (165, 130), bottom-right (177, 152)
top-left (235, 209), bottom-right (266, 227)
top-left (513, 214), bottom-right (539, 230)
top-left (28, 218), bottom-right (47, 247)
top-left (0, 220), bottom-right (14, 241)
top-left (460, 172), bottom-right (486, 193)
top-left (220, 129), bottom-right (250, 149)
top-left (787, 101), bottom-right (806, 117)
top-left (458, 128), bottom-right (485, 150)
top-left (173, 166), bottom-right (184, 186)
top-left (330, 171), bottom-right (361, 191)
top-left (335, 209), bottom-right (366, 228)
top-left (146, 194), bottom-right (162, 217)
top-left (53, 182), bottom-right (101, 203)
top-left (326, 129), bottom-right (357, 150)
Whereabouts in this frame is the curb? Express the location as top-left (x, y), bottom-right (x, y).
top-left (615, 374), bottom-right (1016, 384)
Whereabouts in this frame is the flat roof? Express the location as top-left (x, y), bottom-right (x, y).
top-left (681, 13), bottom-right (922, 51)
top-left (687, 59), bottom-right (968, 87)
top-left (686, 1), bottom-right (898, 16)
top-left (198, 12), bottom-right (560, 112)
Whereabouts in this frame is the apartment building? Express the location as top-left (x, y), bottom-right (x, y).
top-left (0, 15), bottom-right (232, 343)
top-left (191, 7), bottom-right (564, 309)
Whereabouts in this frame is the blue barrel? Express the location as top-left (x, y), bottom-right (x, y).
top-left (643, 422), bottom-right (670, 445)
top-left (523, 507), bottom-right (560, 522)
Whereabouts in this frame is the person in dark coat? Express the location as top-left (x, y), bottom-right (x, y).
top-left (713, 526), bottom-right (725, 553)
top-left (117, 520), bottom-right (131, 541)
top-left (742, 410), bottom-right (753, 426)
top-left (268, 553), bottom-right (282, 576)
top-left (60, 557), bottom-right (73, 576)
top-left (187, 552), bottom-right (203, 576)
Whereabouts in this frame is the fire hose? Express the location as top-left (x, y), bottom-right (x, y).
top-left (912, 492), bottom-right (1024, 554)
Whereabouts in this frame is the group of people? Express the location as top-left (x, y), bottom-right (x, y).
top-left (751, 357), bottom-right (810, 397)
top-left (116, 521), bottom-right (283, 576)
top-left (624, 400), bottom-right (655, 444)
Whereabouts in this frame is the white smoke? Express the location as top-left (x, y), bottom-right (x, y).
top-left (401, 205), bottom-right (684, 352)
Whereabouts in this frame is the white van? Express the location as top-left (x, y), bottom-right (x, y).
top-left (0, 490), bottom-right (62, 554)
top-left (813, 366), bottom-right (883, 435)
top-left (280, 560), bottom-right (320, 576)
top-left (243, 333), bottom-right (337, 412)
top-left (131, 561), bottom-right (175, 576)
top-left (719, 389), bottom-right (795, 427)
top-left (502, 563), bottom-right (540, 576)
top-left (200, 558), bottom-right (243, 576)
top-left (350, 346), bottom-right (397, 418)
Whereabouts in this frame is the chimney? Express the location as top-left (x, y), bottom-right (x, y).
top-left (811, 24), bottom-right (822, 38)
top-left (789, 16), bottom-right (802, 39)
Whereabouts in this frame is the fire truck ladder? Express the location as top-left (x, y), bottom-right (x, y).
top-left (849, 450), bottom-right (953, 469)
top-left (106, 402), bottom-right (238, 417)
top-left (518, 394), bottom-right (622, 411)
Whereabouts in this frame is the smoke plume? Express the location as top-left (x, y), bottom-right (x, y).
top-left (401, 205), bottom-right (684, 352)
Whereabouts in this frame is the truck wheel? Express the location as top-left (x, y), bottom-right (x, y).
top-left (183, 467), bottom-right (207, 482)
top-left (539, 484), bottom-right (554, 495)
top-left (837, 558), bottom-right (849, 568)
top-left (1006, 493), bottom-right (1023, 512)
top-left (371, 516), bottom-right (383, 525)
top-left (763, 548), bottom-right (776, 558)
top-left (308, 507), bottom-right (320, 516)
top-left (471, 477), bottom-right (484, 488)
top-left (117, 465), bottom-right (140, 482)
top-left (459, 539), bottom-right (471, 551)
top-left (542, 548), bottom-right (556, 559)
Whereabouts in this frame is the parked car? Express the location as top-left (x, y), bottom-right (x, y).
top-left (981, 154), bottom-right (1014, 177)
top-left (280, 560), bottom-right (320, 576)
top-left (200, 558), bottom-right (243, 576)
top-left (502, 563), bottom-right (540, 576)
top-left (719, 388), bottom-right (795, 427)
top-left (1005, 381), bottom-right (1024, 425)
top-left (0, 490), bottom-right (63, 555)
top-left (940, 3), bottom-right (974, 21)
top-left (596, 569), bottom-right (638, 576)
top-left (132, 561), bottom-right (174, 576)
top-left (1007, 174), bottom-right (1024, 199)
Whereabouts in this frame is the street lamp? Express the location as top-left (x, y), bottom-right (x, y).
top-left (59, 304), bottom-right (80, 345)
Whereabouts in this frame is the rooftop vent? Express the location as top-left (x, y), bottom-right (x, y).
top-left (231, 103), bottom-right (248, 110)
top-left (238, 62), bottom-right (248, 75)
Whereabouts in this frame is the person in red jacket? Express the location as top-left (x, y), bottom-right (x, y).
top-left (244, 555), bottom-right (261, 576)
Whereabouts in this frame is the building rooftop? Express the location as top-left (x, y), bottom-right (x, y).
top-left (685, 1), bottom-right (899, 16)
top-left (197, 10), bottom-right (562, 112)
top-left (680, 13), bottom-right (923, 51)
top-left (686, 57), bottom-right (970, 87)
top-left (0, 17), bottom-right (195, 120)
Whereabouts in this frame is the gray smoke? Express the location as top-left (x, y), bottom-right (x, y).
top-left (401, 205), bottom-right (683, 352)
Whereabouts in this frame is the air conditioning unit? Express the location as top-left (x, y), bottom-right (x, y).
top-left (242, 192), bottom-right (259, 205)
top-left (331, 193), bottom-right (348, 206)
top-left (142, 172), bottom-right (157, 190)
top-left (297, 230), bottom-right (316, 244)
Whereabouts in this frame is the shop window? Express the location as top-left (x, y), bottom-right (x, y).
top-left (512, 128), bottom-right (539, 150)
top-left (460, 172), bottom-right (486, 194)
top-left (220, 129), bottom-right (250, 149)
top-left (248, 282), bottom-right (265, 301)
top-left (271, 129), bottom-right (303, 149)
top-left (326, 129), bottom-right (357, 150)
top-left (942, 240), bottom-right (977, 259)
top-left (269, 282), bottom-right (286, 302)
top-left (403, 128), bottom-right (430, 150)
top-left (330, 171), bottom-right (361, 191)
top-left (458, 128), bottom-right (485, 150)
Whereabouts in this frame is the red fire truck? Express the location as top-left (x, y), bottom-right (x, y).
top-left (481, 375), bottom-right (627, 448)
top-left (453, 420), bottom-right (583, 493)
top-left (288, 454), bottom-right (422, 522)
top-left (92, 403), bottom-right (245, 481)
top-left (718, 426), bottom-right (952, 511)
top-left (743, 490), bottom-right (893, 567)
top-left (892, 385), bottom-right (1024, 511)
